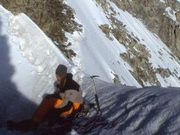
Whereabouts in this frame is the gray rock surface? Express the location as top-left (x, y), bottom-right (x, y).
top-left (110, 0), bottom-right (180, 59)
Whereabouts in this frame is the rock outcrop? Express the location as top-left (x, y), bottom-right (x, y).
top-left (110, 0), bottom-right (180, 59)
top-left (0, 0), bottom-right (82, 58)
top-left (97, 0), bottom-right (179, 86)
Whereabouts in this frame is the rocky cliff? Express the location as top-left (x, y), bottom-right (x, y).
top-left (110, 0), bottom-right (180, 59)
top-left (0, 0), bottom-right (82, 59)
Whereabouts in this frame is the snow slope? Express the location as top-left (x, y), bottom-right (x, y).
top-left (0, 3), bottom-right (180, 135)
top-left (66, 0), bottom-right (180, 87)
top-left (66, 0), bottom-right (141, 87)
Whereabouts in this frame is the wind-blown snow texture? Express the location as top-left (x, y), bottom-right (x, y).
top-left (83, 81), bottom-right (180, 135)
top-left (0, 2), bottom-right (180, 135)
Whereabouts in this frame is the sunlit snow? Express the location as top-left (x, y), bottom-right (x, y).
top-left (67, 0), bottom-right (180, 87)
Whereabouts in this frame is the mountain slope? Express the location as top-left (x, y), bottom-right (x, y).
top-left (0, 0), bottom-right (179, 87)
top-left (110, 0), bottom-right (180, 59)
top-left (0, 2), bottom-right (180, 135)
top-left (66, 0), bottom-right (180, 87)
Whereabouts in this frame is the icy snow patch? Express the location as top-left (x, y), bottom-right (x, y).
top-left (159, 0), bottom-right (166, 3)
top-left (164, 7), bottom-right (176, 21)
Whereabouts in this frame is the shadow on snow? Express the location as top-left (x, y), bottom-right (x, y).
top-left (0, 17), bottom-right (37, 128)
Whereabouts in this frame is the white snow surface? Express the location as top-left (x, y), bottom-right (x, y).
top-left (0, 2), bottom-right (180, 135)
top-left (66, 0), bottom-right (180, 87)
top-left (159, 0), bottom-right (166, 3)
top-left (165, 7), bottom-right (176, 21)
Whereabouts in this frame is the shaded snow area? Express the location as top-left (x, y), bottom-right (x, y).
top-left (1, 4), bottom-right (180, 135)
top-left (83, 80), bottom-right (180, 135)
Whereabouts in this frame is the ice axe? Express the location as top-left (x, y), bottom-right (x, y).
top-left (90, 75), bottom-right (102, 114)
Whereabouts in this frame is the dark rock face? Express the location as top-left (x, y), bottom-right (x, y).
top-left (0, 0), bottom-right (82, 58)
top-left (110, 0), bottom-right (180, 59)
top-left (96, 0), bottom-right (179, 86)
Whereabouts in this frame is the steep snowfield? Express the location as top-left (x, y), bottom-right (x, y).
top-left (66, 0), bottom-right (141, 86)
top-left (66, 0), bottom-right (180, 87)
top-left (0, 3), bottom-right (180, 135)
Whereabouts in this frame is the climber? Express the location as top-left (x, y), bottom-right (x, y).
top-left (7, 64), bottom-right (84, 131)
